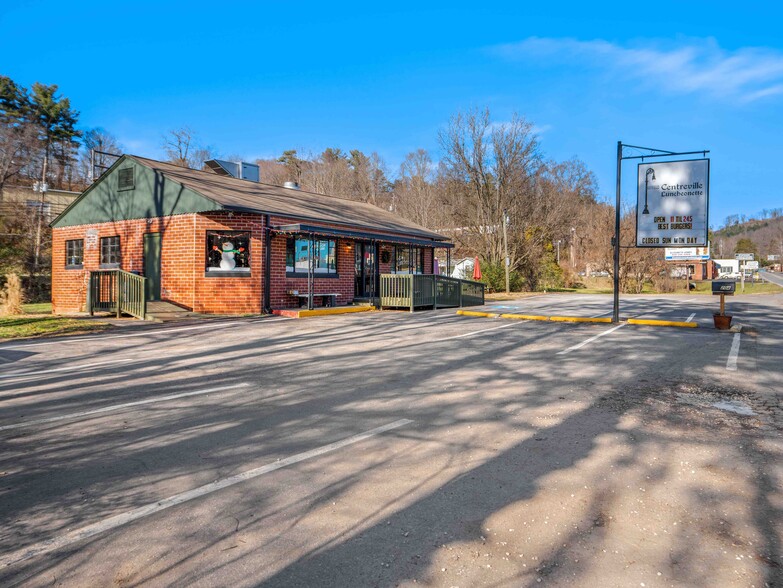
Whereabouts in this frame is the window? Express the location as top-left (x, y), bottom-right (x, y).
top-left (100, 236), bottom-right (121, 267)
top-left (65, 239), bottom-right (84, 268)
top-left (392, 246), bottom-right (424, 274)
top-left (286, 237), bottom-right (337, 275)
top-left (118, 167), bottom-right (134, 191)
top-left (206, 231), bottom-right (250, 273)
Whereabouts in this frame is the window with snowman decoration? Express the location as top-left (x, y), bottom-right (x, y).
top-left (206, 231), bottom-right (250, 273)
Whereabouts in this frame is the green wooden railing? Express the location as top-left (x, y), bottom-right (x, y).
top-left (379, 274), bottom-right (485, 311)
top-left (89, 269), bottom-right (147, 319)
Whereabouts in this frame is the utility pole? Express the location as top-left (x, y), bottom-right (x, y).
top-left (570, 227), bottom-right (576, 268)
top-left (502, 209), bottom-right (510, 294)
top-left (555, 240), bottom-right (561, 264)
top-left (33, 146), bottom-right (49, 274)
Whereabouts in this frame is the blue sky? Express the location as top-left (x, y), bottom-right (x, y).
top-left (3, 1), bottom-right (782, 227)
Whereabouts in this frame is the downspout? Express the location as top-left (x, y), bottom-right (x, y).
top-left (263, 214), bottom-right (272, 314)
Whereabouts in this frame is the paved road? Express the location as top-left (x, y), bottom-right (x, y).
top-left (760, 269), bottom-right (783, 287)
top-left (0, 293), bottom-right (781, 587)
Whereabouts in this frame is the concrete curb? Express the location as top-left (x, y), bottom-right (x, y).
top-left (456, 310), bottom-right (500, 318)
top-left (549, 316), bottom-right (612, 324)
top-left (499, 313), bottom-right (550, 321)
top-left (457, 311), bottom-right (699, 329)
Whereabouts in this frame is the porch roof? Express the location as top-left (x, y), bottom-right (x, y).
top-left (273, 223), bottom-right (454, 248)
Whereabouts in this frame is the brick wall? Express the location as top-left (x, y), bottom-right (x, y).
top-left (268, 235), bottom-right (357, 309)
top-left (194, 212), bottom-right (264, 314)
top-left (52, 213), bottom-right (265, 315)
top-left (53, 216), bottom-right (171, 314)
top-left (52, 211), bottom-right (442, 315)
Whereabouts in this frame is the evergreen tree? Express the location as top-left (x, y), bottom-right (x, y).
top-left (734, 237), bottom-right (758, 257)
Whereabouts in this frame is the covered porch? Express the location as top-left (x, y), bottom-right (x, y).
top-left (272, 222), bottom-right (458, 311)
top-left (379, 273), bottom-right (485, 311)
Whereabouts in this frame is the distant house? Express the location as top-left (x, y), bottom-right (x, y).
top-left (0, 184), bottom-right (81, 221)
top-left (713, 259), bottom-right (740, 278)
top-left (50, 155), bottom-right (452, 315)
top-left (450, 258), bottom-right (475, 280)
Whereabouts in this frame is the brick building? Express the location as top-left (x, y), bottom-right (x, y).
top-left (51, 156), bottom-right (452, 315)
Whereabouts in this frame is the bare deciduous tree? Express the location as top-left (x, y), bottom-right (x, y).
top-left (393, 149), bottom-right (440, 227)
top-left (439, 107), bottom-right (556, 288)
top-left (162, 127), bottom-right (217, 169)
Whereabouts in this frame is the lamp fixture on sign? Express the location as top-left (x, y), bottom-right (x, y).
top-left (643, 168), bottom-right (655, 215)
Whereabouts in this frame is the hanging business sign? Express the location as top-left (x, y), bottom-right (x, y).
top-left (636, 159), bottom-right (709, 248)
top-left (664, 244), bottom-right (710, 261)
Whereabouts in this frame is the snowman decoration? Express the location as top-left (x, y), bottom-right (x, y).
top-left (213, 241), bottom-right (245, 270)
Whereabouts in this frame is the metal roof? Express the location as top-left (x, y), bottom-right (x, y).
top-left (274, 223), bottom-right (454, 248)
top-left (130, 156), bottom-right (449, 243)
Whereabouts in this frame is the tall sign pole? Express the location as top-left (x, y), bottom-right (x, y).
top-left (613, 142), bottom-right (622, 324)
top-left (502, 209), bottom-right (510, 294)
top-left (612, 143), bottom-right (710, 324)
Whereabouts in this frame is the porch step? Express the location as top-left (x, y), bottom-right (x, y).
top-left (145, 301), bottom-right (194, 322)
top-left (273, 306), bottom-right (374, 319)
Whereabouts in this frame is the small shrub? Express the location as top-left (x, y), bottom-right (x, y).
top-left (0, 273), bottom-right (24, 316)
top-left (652, 274), bottom-right (679, 294)
top-left (559, 266), bottom-right (580, 288)
top-left (479, 260), bottom-right (525, 292)
top-left (538, 260), bottom-right (565, 290)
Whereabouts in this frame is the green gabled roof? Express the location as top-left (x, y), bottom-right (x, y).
top-left (51, 155), bottom-right (223, 228)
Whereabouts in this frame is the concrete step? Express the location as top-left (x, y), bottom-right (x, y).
top-left (145, 301), bottom-right (194, 322)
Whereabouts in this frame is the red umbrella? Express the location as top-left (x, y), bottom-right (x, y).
top-left (472, 256), bottom-right (482, 281)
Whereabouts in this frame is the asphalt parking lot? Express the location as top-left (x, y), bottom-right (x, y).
top-left (1, 293), bottom-right (781, 587)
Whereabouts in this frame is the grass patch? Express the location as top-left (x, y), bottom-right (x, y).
top-left (22, 302), bottom-right (53, 314)
top-left (546, 287), bottom-right (613, 294)
top-left (0, 302), bottom-right (110, 340)
top-left (485, 279), bottom-right (782, 297)
top-left (0, 316), bottom-right (109, 340)
top-left (690, 281), bottom-right (783, 295)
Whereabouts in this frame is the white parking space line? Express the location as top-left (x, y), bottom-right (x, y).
top-left (0, 320), bottom-right (252, 350)
top-left (0, 418), bottom-right (413, 568)
top-left (726, 333), bottom-right (741, 371)
top-left (557, 323), bottom-right (626, 355)
top-left (435, 321), bottom-right (518, 341)
top-left (0, 358), bottom-right (136, 380)
top-left (686, 313), bottom-right (696, 322)
top-left (0, 383), bottom-right (250, 431)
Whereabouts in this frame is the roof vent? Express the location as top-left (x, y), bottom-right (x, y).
top-left (204, 159), bottom-right (260, 182)
top-left (283, 181), bottom-right (300, 190)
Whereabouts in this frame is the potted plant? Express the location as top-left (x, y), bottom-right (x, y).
top-left (713, 292), bottom-right (732, 330)
top-left (713, 312), bottom-right (732, 330)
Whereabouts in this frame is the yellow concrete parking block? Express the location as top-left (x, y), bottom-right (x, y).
top-left (294, 306), bottom-right (374, 318)
top-left (499, 313), bottom-right (550, 321)
top-left (627, 318), bottom-right (698, 328)
top-left (549, 316), bottom-right (612, 324)
top-left (456, 310), bottom-right (500, 318)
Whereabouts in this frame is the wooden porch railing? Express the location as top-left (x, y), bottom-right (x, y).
top-left (89, 269), bottom-right (147, 319)
top-left (379, 274), bottom-right (485, 311)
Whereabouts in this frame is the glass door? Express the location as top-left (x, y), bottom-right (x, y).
top-left (355, 245), bottom-right (363, 297)
top-left (354, 242), bottom-right (377, 298)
